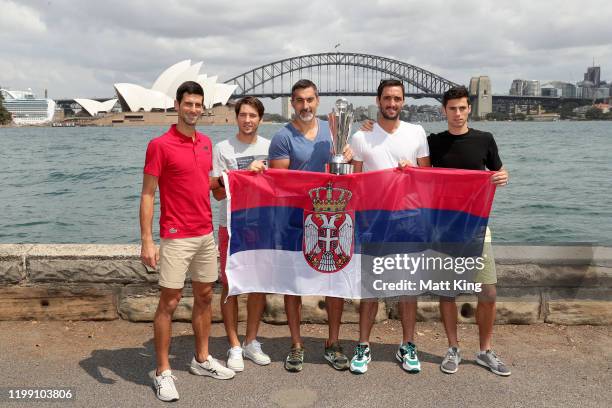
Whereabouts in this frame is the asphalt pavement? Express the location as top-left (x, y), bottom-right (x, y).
top-left (1, 320), bottom-right (610, 407)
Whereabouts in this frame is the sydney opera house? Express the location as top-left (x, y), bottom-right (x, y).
top-left (113, 60), bottom-right (236, 112)
top-left (71, 60), bottom-right (237, 125)
top-left (74, 98), bottom-right (118, 116)
top-left (65, 60), bottom-right (238, 126)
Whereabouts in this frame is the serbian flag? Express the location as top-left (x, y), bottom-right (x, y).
top-left (223, 167), bottom-right (496, 299)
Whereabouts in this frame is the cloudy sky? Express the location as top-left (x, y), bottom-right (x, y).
top-left (1, 0), bottom-right (611, 109)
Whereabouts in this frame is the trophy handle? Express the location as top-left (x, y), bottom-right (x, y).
top-left (327, 112), bottom-right (337, 143)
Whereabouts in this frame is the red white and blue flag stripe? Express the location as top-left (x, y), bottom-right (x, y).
top-left (223, 167), bottom-right (496, 298)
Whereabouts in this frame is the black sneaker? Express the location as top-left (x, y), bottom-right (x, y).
top-left (324, 342), bottom-right (349, 371)
top-left (285, 345), bottom-right (305, 372)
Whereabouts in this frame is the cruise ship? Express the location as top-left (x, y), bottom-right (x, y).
top-left (0, 88), bottom-right (56, 125)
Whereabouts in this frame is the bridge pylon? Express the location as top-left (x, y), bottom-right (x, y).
top-left (469, 76), bottom-right (492, 118)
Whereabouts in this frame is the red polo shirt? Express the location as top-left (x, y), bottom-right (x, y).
top-left (144, 124), bottom-right (213, 239)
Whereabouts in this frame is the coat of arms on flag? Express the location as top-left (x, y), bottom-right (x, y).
top-left (303, 183), bottom-right (354, 273)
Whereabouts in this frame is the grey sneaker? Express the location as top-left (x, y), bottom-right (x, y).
top-left (153, 369), bottom-right (179, 402)
top-left (440, 347), bottom-right (461, 374)
top-left (323, 342), bottom-right (349, 370)
top-left (476, 350), bottom-right (511, 376)
top-left (285, 345), bottom-right (305, 372)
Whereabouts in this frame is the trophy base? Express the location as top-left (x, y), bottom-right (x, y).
top-left (329, 162), bottom-right (354, 175)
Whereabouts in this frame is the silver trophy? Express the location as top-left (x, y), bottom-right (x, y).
top-left (329, 98), bottom-right (354, 175)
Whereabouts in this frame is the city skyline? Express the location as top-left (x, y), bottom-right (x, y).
top-left (1, 1), bottom-right (611, 106)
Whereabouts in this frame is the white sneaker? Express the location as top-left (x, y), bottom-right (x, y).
top-left (227, 346), bottom-right (244, 372)
top-left (189, 355), bottom-right (235, 379)
top-left (243, 339), bottom-right (271, 365)
top-left (153, 369), bottom-right (179, 402)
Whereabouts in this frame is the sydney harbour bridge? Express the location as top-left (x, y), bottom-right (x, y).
top-left (222, 52), bottom-right (577, 111)
top-left (224, 52), bottom-right (459, 99)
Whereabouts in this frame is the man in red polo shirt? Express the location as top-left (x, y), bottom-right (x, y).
top-left (140, 81), bottom-right (234, 402)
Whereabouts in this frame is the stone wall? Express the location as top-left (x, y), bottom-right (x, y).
top-left (1, 244), bottom-right (610, 325)
top-left (86, 106), bottom-right (236, 127)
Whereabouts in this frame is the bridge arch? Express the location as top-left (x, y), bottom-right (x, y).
top-left (224, 52), bottom-right (459, 98)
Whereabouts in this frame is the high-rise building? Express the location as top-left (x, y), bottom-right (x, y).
top-left (509, 79), bottom-right (540, 96)
top-left (541, 84), bottom-right (558, 97)
top-left (509, 79), bottom-right (527, 96)
top-left (525, 80), bottom-right (541, 96)
top-left (584, 66), bottom-right (601, 87)
top-left (548, 81), bottom-right (577, 98)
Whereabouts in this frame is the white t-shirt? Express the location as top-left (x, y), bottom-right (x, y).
top-left (351, 121), bottom-right (429, 171)
top-left (212, 135), bottom-right (270, 227)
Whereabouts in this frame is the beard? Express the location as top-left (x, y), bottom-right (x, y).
top-left (380, 108), bottom-right (400, 120)
top-left (298, 110), bottom-right (315, 122)
top-left (239, 125), bottom-right (257, 135)
top-left (181, 113), bottom-right (199, 126)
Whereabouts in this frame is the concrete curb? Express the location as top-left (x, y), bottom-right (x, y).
top-left (1, 244), bottom-right (611, 325)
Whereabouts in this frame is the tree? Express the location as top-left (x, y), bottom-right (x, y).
top-left (262, 113), bottom-right (285, 123)
top-left (485, 112), bottom-right (509, 121)
top-left (585, 107), bottom-right (605, 120)
top-left (0, 93), bottom-right (12, 125)
top-left (558, 101), bottom-right (580, 119)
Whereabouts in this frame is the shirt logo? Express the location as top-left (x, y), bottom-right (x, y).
top-left (169, 228), bottom-right (178, 234)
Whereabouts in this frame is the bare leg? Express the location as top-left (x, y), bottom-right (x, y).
top-left (244, 293), bottom-right (266, 344)
top-left (325, 296), bottom-right (344, 346)
top-left (439, 297), bottom-right (459, 347)
top-left (477, 284), bottom-right (496, 351)
top-left (358, 299), bottom-right (378, 344)
top-left (284, 295), bottom-right (302, 346)
top-left (154, 287), bottom-right (182, 374)
top-left (398, 296), bottom-right (417, 344)
top-left (220, 284), bottom-right (240, 348)
top-left (191, 281), bottom-right (214, 362)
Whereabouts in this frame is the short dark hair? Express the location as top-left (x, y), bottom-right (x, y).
top-left (291, 79), bottom-right (318, 98)
top-left (234, 96), bottom-right (264, 118)
top-left (176, 81), bottom-right (204, 103)
top-left (377, 79), bottom-right (405, 99)
top-left (442, 86), bottom-right (471, 107)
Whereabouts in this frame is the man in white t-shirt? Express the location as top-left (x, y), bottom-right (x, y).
top-left (211, 96), bottom-right (271, 372)
top-left (349, 79), bottom-right (431, 374)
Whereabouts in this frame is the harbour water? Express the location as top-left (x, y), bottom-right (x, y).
top-left (1, 121), bottom-right (610, 244)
